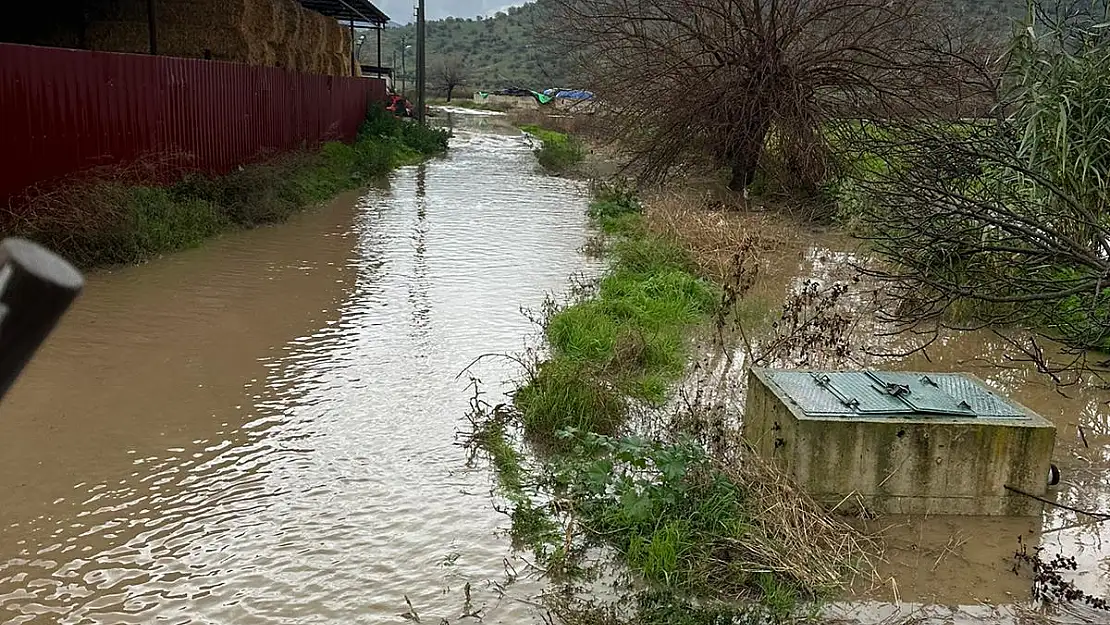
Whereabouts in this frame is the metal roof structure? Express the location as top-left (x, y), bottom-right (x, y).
top-left (296, 0), bottom-right (390, 25)
top-left (764, 370), bottom-right (1029, 420)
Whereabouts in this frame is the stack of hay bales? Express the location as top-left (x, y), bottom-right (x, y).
top-left (84, 0), bottom-right (355, 76)
top-left (85, 0), bottom-right (163, 54)
top-left (269, 0), bottom-right (351, 75)
top-left (158, 0), bottom-right (252, 63)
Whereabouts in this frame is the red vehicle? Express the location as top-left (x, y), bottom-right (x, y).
top-left (386, 93), bottom-right (412, 118)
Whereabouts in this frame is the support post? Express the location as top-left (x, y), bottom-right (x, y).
top-left (147, 0), bottom-right (158, 55)
top-left (377, 25), bottom-right (383, 78)
top-left (349, 20), bottom-right (356, 76)
top-left (400, 37), bottom-right (407, 95)
top-left (415, 0), bottom-right (426, 124)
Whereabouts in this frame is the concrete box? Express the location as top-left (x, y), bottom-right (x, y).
top-left (743, 368), bottom-right (1056, 516)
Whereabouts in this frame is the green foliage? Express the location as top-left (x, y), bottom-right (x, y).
top-left (461, 183), bottom-right (852, 622)
top-left (12, 106), bottom-right (449, 268)
top-left (832, 4), bottom-right (1110, 354)
top-left (589, 182), bottom-right (645, 233)
top-left (514, 359), bottom-right (627, 439)
top-left (519, 221), bottom-right (716, 439)
top-left (365, 1), bottom-right (573, 92)
top-left (520, 124), bottom-right (586, 173)
top-left (360, 104), bottom-right (452, 157)
top-left (545, 432), bottom-right (805, 619)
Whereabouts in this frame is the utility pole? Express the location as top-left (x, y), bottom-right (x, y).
top-left (399, 35), bottom-right (408, 95)
top-left (415, 0), bottom-right (426, 124)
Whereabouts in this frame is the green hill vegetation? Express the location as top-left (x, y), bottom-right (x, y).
top-left (355, 0), bottom-right (1041, 97)
top-left (356, 0), bottom-right (571, 95)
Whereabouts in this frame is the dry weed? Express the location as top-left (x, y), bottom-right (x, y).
top-left (640, 190), bottom-right (798, 283)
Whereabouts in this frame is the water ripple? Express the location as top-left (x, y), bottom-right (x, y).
top-left (0, 114), bottom-right (587, 624)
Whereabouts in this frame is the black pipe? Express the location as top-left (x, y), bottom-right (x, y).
top-left (0, 238), bottom-right (84, 403)
top-left (147, 0), bottom-right (157, 55)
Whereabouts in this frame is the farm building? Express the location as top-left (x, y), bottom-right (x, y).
top-left (0, 0), bottom-right (389, 77)
top-left (0, 0), bottom-right (392, 203)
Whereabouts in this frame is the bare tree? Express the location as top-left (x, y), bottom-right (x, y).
top-left (550, 0), bottom-right (993, 195)
top-left (843, 0), bottom-right (1110, 361)
top-left (433, 55), bottom-right (468, 101)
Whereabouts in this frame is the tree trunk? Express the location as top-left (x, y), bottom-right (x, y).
top-left (726, 115), bottom-right (772, 192)
top-left (446, 86), bottom-right (454, 102)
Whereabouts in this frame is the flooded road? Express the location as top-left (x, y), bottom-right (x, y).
top-left (1, 109), bottom-right (1108, 625)
top-left (0, 112), bottom-right (588, 624)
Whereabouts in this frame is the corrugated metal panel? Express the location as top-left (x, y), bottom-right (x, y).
top-left (766, 370), bottom-right (1028, 420)
top-left (0, 42), bottom-right (388, 203)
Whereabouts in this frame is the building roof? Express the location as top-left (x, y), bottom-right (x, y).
top-left (296, 0), bottom-right (390, 25)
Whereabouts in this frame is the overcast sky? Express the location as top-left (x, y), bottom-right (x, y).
top-left (374, 0), bottom-right (525, 23)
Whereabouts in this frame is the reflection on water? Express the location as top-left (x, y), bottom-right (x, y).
top-left (0, 114), bottom-right (594, 624)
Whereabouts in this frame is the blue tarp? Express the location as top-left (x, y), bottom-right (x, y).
top-left (542, 88), bottom-right (595, 100)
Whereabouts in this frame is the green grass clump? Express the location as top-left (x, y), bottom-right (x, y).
top-left (549, 433), bottom-right (806, 619)
top-left (589, 182), bottom-right (645, 234)
top-left (610, 236), bottom-right (696, 274)
top-left (520, 124), bottom-right (586, 173)
top-left (516, 196), bottom-right (718, 439)
top-left (514, 359), bottom-right (627, 440)
top-left (533, 246), bottom-right (715, 426)
top-left (11, 104), bottom-right (449, 268)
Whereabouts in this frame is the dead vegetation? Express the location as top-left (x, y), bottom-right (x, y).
top-left (639, 190), bottom-right (798, 284)
top-left (548, 0), bottom-right (992, 196)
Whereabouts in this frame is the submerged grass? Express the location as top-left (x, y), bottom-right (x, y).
top-left (520, 124), bottom-right (586, 173)
top-left (6, 105), bottom-right (449, 268)
top-left (516, 184), bottom-right (718, 440)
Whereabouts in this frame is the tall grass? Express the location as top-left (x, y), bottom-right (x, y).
top-left (4, 105), bottom-right (449, 268)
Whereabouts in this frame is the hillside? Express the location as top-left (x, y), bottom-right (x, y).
top-left (355, 0), bottom-right (1042, 98)
top-left (356, 0), bottom-right (570, 94)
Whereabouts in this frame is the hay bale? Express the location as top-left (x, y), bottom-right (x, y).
top-left (333, 53), bottom-right (352, 76)
top-left (159, 26), bottom-right (251, 63)
top-left (316, 19), bottom-right (353, 75)
top-left (322, 19), bottom-right (345, 55)
top-left (271, 0), bottom-right (302, 70)
top-left (85, 20), bottom-right (151, 54)
top-left (296, 10), bottom-right (331, 74)
top-left (156, 0), bottom-right (247, 27)
top-left (241, 0), bottom-right (279, 65)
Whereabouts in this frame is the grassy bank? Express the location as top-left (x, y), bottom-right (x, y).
top-left (464, 184), bottom-right (870, 624)
top-left (519, 124), bottom-right (586, 173)
top-left (4, 106), bottom-right (449, 269)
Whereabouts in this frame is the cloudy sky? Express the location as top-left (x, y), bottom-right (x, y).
top-left (374, 0), bottom-right (526, 23)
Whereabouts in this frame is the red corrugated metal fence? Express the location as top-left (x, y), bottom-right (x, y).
top-left (0, 42), bottom-right (388, 203)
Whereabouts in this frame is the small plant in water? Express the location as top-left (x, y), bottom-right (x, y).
top-left (1013, 539), bottom-right (1110, 611)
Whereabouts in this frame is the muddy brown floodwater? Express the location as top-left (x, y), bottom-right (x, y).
top-left (758, 239), bottom-right (1110, 624)
top-left (0, 112), bottom-right (591, 624)
top-left (1, 109), bottom-right (1108, 625)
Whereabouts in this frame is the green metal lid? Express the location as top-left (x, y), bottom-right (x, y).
top-left (765, 370), bottom-right (1028, 419)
